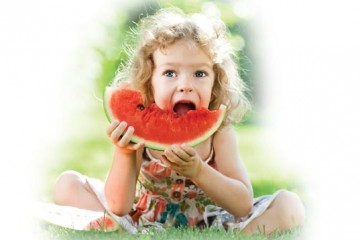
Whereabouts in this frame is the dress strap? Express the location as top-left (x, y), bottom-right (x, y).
top-left (203, 147), bottom-right (214, 164)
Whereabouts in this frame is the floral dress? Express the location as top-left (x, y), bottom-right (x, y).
top-left (129, 148), bottom-right (216, 228)
top-left (86, 147), bottom-right (283, 232)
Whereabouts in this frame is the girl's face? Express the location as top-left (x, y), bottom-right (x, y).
top-left (151, 40), bottom-right (215, 115)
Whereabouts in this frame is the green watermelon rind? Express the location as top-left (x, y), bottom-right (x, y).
top-left (103, 87), bottom-right (115, 122)
top-left (103, 86), bottom-right (226, 150)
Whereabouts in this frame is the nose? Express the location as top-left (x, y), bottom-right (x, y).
top-left (178, 76), bottom-right (193, 93)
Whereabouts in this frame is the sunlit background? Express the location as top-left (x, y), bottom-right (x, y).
top-left (1, 0), bottom-right (360, 239)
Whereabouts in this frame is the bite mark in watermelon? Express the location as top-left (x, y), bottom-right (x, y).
top-left (104, 87), bottom-right (226, 150)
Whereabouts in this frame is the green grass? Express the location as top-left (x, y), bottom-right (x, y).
top-left (41, 223), bottom-right (305, 240)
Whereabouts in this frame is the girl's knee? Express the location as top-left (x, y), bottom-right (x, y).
top-left (273, 190), bottom-right (306, 229)
top-left (53, 170), bottom-right (85, 205)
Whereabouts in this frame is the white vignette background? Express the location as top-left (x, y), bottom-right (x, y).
top-left (1, 0), bottom-right (360, 239)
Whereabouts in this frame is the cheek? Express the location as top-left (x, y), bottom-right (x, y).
top-left (204, 80), bottom-right (215, 97)
top-left (199, 86), bottom-right (214, 108)
top-left (151, 85), bottom-right (168, 108)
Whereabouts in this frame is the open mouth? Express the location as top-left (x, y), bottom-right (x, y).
top-left (173, 101), bottom-right (196, 116)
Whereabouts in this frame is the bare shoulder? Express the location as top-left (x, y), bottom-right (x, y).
top-left (212, 125), bottom-right (238, 160)
top-left (213, 125), bottom-right (237, 145)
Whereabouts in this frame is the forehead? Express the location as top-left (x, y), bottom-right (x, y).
top-left (153, 40), bottom-right (213, 67)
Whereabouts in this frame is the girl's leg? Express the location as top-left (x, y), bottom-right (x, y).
top-left (242, 190), bottom-right (306, 235)
top-left (53, 170), bottom-right (104, 211)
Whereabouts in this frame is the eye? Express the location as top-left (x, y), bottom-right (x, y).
top-left (194, 71), bottom-right (206, 78)
top-left (164, 70), bottom-right (176, 78)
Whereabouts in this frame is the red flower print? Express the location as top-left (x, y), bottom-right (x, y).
top-left (143, 162), bottom-right (171, 180)
top-left (188, 217), bottom-right (199, 227)
top-left (151, 198), bottom-right (166, 221)
top-left (186, 191), bottom-right (197, 199)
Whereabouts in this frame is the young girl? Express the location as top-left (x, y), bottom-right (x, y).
top-left (53, 8), bottom-right (305, 234)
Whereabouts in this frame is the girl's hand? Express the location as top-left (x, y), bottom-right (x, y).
top-left (106, 120), bottom-right (144, 154)
top-left (161, 144), bottom-right (204, 179)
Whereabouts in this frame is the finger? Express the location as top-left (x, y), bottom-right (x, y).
top-left (170, 145), bottom-right (191, 161)
top-left (110, 121), bottom-right (127, 142)
top-left (126, 140), bottom-right (144, 151)
top-left (131, 141), bottom-right (145, 151)
top-left (160, 155), bottom-right (183, 171)
top-left (180, 144), bottom-right (196, 157)
top-left (160, 154), bottom-right (173, 168)
top-left (117, 126), bottom-right (134, 147)
top-left (106, 120), bottom-right (119, 136)
top-left (164, 147), bottom-right (184, 166)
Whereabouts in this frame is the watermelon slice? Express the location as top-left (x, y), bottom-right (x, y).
top-left (103, 87), bottom-right (226, 150)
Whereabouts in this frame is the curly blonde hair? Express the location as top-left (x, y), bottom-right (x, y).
top-left (113, 7), bottom-right (250, 126)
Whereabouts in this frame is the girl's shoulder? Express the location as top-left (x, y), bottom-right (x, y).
top-left (213, 124), bottom-right (236, 142)
top-left (212, 124), bottom-right (239, 156)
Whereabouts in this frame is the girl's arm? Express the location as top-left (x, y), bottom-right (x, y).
top-left (161, 125), bottom-right (253, 217)
top-left (104, 121), bottom-right (144, 216)
top-left (192, 125), bottom-right (253, 217)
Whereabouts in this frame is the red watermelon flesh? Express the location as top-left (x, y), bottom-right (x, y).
top-left (104, 87), bottom-right (226, 150)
